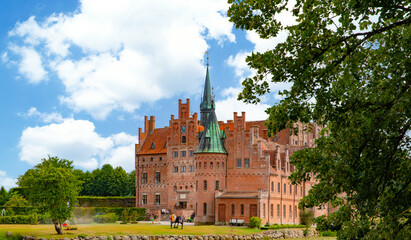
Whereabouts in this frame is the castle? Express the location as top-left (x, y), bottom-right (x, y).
top-left (135, 66), bottom-right (332, 225)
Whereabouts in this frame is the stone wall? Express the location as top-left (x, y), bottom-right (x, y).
top-left (21, 229), bottom-right (318, 240)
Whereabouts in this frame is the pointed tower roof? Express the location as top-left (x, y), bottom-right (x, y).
top-left (196, 110), bottom-right (227, 154)
top-left (200, 65), bottom-right (214, 111)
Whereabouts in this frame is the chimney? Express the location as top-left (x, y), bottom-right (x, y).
top-left (149, 116), bottom-right (155, 132)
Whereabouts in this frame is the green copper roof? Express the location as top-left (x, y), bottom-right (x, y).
top-left (196, 107), bottom-right (227, 154)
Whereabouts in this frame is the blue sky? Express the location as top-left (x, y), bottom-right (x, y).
top-left (0, 0), bottom-right (295, 190)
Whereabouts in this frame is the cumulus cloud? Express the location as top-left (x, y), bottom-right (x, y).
top-left (0, 170), bottom-right (17, 190)
top-left (20, 107), bottom-right (64, 123)
top-left (7, 0), bottom-right (235, 119)
top-left (18, 118), bottom-right (137, 171)
top-left (8, 45), bottom-right (47, 83)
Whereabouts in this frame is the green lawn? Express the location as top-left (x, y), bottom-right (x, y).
top-left (0, 223), bottom-right (336, 240)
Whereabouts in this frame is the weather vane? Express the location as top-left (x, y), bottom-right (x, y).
top-left (205, 51), bottom-right (209, 66)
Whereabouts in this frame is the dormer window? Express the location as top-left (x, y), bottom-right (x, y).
top-left (150, 142), bottom-right (155, 149)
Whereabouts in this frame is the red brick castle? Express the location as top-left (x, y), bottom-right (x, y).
top-left (135, 66), bottom-right (331, 225)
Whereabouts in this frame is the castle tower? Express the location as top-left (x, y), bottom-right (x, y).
top-left (195, 65), bottom-right (227, 224)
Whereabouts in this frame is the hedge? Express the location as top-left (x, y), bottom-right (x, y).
top-left (0, 215), bottom-right (31, 224)
top-left (76, 197), bottom-right (136, 207)
top-left (93, 213), bottom-right (117, 223)
top-left (73, 207), bottom-right (146, 221)
top-left (0, 206), bottom-right (40, 216)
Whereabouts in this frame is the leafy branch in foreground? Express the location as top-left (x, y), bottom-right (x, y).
top-left (228, 0), bottom-right (410, 239)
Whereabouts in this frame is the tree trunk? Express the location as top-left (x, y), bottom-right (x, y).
top-left (53, 220), bottom-right (63, 234)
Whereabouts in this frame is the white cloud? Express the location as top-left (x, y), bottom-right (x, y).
top-left (0, 170), bottom-right (17, 191)
top-left (22, 107), bottom-right (64, 123)
top-left (9, 45), bottom-right (47, 83)
top-left (18, 118), bottom-right (137, 171)
top-left (8, 0), bottom-right (235, 119)
top-left (215, 87), bottom-right (270, 121)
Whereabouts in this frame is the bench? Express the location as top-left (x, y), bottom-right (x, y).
top-left (229, 218), bottom-right (245, 226)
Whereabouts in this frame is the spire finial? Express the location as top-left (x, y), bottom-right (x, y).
top-left (205, 51), bottom-right (209, 67)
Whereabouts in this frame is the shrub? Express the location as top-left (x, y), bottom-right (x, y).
top-left (121, 209), bottom-right (129, 223)
top-left (300, 209), bottom-right (314, 226)
top-left (0, 215), bottom-right (31, 224)
top-left (320, 230), bottom-right (338, 237)
top-left (93, 213), bottom-right (117, 223)
top-left (249, 216), bottom-right (262, 229)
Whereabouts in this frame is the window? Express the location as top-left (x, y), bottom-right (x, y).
top-left (270, 204), bottom-right (273, 217)
top-left (155, 172), bottom-right (161, 183)
top-left (301, 186), bottom-right (303, 196)
top-left (199, 162), bottom-right (201, 168)
top-left (294, 206), bottom-right (297, 218)
top-left (241, 204), bottom-right (244, 216)
top-left (295, 185), bottom-right (297, 196)
top-left (210, 162), bottom-right (213, 168)
top-left (189, 150), bottom-right (194, 156)
top-left (155, 194), bottom-right (160, 205)
top-left (173, 151), bottom-right (178, 157)
top-left (181, 151), bottom-right (186, 157)
top-left (181, 165), bottom-right (186, 172)
top-left (271, 182), bottom-right (274, 192)
top-left (289, 205), bottom-right (292, 218)
top-left (231, 204), bottom-right (235, 216)
top-left (215, 180), bottom-right (219, 190)
top-left (174, 186), bottom-right (177, 191)
top-left (204, 162), bottom-right (207, 168)
top-left (150, 142), bottom-right (155, 149)
top-left (273, 134), bottom-right (279, 142)
top-left (182, 136), bottom-right (186, 143)
top-left (164, 143), bottom-right (167, 148)
top-left (244, 158), bottom-right (250, 168)
top-left (290, 185), bottom-right (292, 194)
top-left (173, 166), bottom-right (178, 173)
top-left (236, 158), bottom-right (241, 168)
top-left (159, 157), bottom-right (162, 161)
top-left (217, 162), bottom-right (219, 168)
top-left (277, 204), bottom-right (280, 217)
top-left (284, 183), bottom-right (286, 194)
top-left (142, 157), bottom-right (145, 162)
top-left (189, 165), bottom-right (194, 172)
top-left (142, 194), bottom-right (147, 205)
top-left (222, 162), bottom-right (224, 168)
top-left (203, 203), bottom-right (207, 215)
top-left (278, 183), bottom-right (280, 193)
top-left (263, 203), bottom-right (266, 217)
top-left (204, 180), bottom-right (207, 191)
top-left (283, 205), bottom-right (286, 218)
top-left (150, 157), bottom-right (153, 161)
top-left (142, 172), bottom-right (147, 183)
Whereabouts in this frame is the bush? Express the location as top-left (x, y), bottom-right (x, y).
top-left (73, 207), bottom-right (145, 221)
top-left (249, 217), bottom-right (262, 229)
top-left (93, 213), bottom-right (117, 223)
top-left (300, 209), bottom-right (314, 226)
top-left (121, 209), bottom-right (129, 223)
top-left (0, 215), bottom-right (31, 224)
top-left (320, 230), bottom-right (338, 237)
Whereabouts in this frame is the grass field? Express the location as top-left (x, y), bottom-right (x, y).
top-left (0, 223), bottom-right (336, 240)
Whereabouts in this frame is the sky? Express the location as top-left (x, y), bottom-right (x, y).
top-left (0, 0), bottom-right (296, 190)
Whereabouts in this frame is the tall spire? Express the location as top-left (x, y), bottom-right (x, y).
top-left (197, 53), bottom-right (227, 154)
top-left (200, 52), bottom-right (215, 126)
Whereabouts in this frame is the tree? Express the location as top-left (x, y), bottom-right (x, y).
top-left (18, 156), bottom-right (81, 234)
top-left (0, 186), bottom-right (9, 206)
top-left (3, 193), bottom-right (28, 207)
top-left (228, 0), bottom-right (410, 239)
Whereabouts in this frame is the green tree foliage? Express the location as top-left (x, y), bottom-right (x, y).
top-left (77, 164), bottom-right (134, 196)
top-left (228, 0), bottom-right (410, 239)
top-left (17, 156), bottom-right (81, 234)
top-left (0, 186), bottom-right (9, 206)
top-left (3, 194), bottom-right (28, 207)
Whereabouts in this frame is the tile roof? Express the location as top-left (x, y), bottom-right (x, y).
top-left (138, 128), bottom-right (170, 155)
top-left (216, 191), bottom-right (259, 199)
